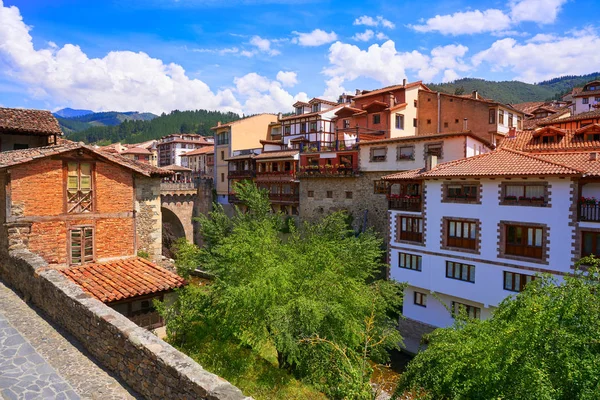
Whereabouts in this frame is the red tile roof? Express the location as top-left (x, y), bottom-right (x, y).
top-left (121, 147), bottom-right (152, 155)
top-left (254, 150), bottom-right (298, 160)
top-left (499, 129), bottom-right (600, 153)
top-left (181, 147), bottom-right (214, 156)
top-left (540, 109), bottom-right (600, 125)
top-left (359, 131), bottom-right (493, 149)
top-left (60, 257), bottom-right (186, 303)
top-left (309, 97), bottom-right (339, 106)
top-left (534, 153), bottom-right (600, 177)
top-left (279, 105), bottom-right (345, 121)
top-left (0, 107), bottom-right (62, 136)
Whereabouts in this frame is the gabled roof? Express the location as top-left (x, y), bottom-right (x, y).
top-left (293, 101), bottom-right (310, 107)
top-left (334, 107), bottom-right (365, 117)
top-left (500, 130), bottom-right (600, 153)
top-left (121, 147), bottom-right (152, 155)
top-left (575, 123), bottom-right (600, 135)
top-left (362, 101), bottom-right (388, 111)
top-left (279, 105), bottom-right (345, 121)
top-left (353, 81), bottom-right (427, 99)
top-left (60, 257), bottom-right (186, 303)
top-left (308, 97), bottom-right (338, 106)
top-left (531, 126), bottom-right (567, 137)
top-left (254, 150), bottom-right (298, 160)
top-left (161, 164), bottom-right (193, 172)
top-left (0, 142), bottom-right (171, 176)
top-left (0, 107), bottom-right (62, 136)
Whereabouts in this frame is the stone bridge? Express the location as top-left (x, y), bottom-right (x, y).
top-left (160, 179), bottom-right (212, 255)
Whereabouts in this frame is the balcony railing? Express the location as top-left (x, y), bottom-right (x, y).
top-left (301, 140), bottom-right (358, 153)
top-left (388, 196), bottom-right (422, 211)
top-left (256, 170), bottom-right (296, 177)
top-left (269, 193), bottom-right (300, 203)
top-left (228, 170), bottom-right (256, 179)
top-left (297, 165), bottom-right (357, 178)
top-left (579, 202), bottom-right (600, 222)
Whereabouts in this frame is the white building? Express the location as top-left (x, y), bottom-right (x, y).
top-left (180, 146), bottom-right (214, 177)
top-left (280, 98), bottom-right (345, 149)
top-left (156, 133), bottom-right (213, 167)
top-left (573, 80), bottom-right (600, 115)
top-left (383, 127), bottom-right (600, 335)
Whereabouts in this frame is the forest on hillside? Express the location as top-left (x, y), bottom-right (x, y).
top-left (67, 109), bottom-right (240, 144)
top-left (428, 72), bottom-right (600, 104)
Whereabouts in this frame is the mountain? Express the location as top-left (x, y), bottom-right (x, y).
top-left (427, 72), bottom-right (600, 104)
top-left (67, 109), bottom-right (240, 144)
top-left (56, 111), bottom-right (158, 134)
top-left (54, 108), bottom-right (93, 118)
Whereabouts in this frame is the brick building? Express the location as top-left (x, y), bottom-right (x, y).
top-left (0, 140), bottom-right (184, 329)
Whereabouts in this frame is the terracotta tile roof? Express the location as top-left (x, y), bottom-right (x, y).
top-left (0, 142), bottom-right (172, 176)
top-left (224, 153), bottom-right (257, 161)
top-left (60, 257), bottom-right (186, 303)
top-left (0, 107), bottom-right (62, 136)
top-left (382, 168), bottom-right (425, 181)
top-left (352, 81), bottom-right (426, 99)
top-left (254, 150), bottom-right (298, 160)
top-left (309, 97), bottom-right (339, 106)
top-left (260, 139), bottom-right (284, 145)
top-left (510, 101), bottom-right (547, 114)
top-left (522, 107), bottom-right (572, 130)
top-left (540, 109), bottom-right (600, 125)
top-left (359, 131), bottom-right (493, 149)
top-left (499, 130), bottom-right (600, 153)
top-left (181, 147), bottom-right (214, 156)
top-left (121, 147), bottom-right (152, 155)
top-left (161, 164), bottom-right (193, 172)
top-left (534, 152), bottom-right (600, 177)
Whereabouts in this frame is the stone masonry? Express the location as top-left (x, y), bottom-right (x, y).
top-left (135, 176), bottom-right (162, 261)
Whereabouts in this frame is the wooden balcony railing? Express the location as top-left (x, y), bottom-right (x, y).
top-left (300, 140), bottom-right (358, 153)
top-left (388, 196), bottom-right (422, 211)
top-left (256, 170), bottom-right (295, 177)
top-left (269, 193), bottom-right (300, 203)
top-left (228, 170), bottom-right (256, 179)
top-left (297, 165), bottom-right (357, 177)
top-left (579, 203), bottom-right (600, 222)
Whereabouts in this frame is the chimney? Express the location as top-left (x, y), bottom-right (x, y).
top-left (355, 89), bottom-right (361, 95)
top-left (463, 118), bottom-right (468, 131)
top-left (590, 152), bottom-right (598, 161)
top-left (425, 154), bottom-right (438, 171)
top-left (508, 127), bottom-right (517, 138)
top-left (277, 112), bottom-right (282, 120)
top-left (403, 78), bottom-right (407, 87)
top-left (217, 121), bottom-right (221, 127)
top-left (472, 90), bottom-right (478, 99)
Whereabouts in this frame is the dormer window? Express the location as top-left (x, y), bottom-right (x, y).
top-left (312, 103), bottom-right (320, 113)
top-left (296, 107), bottom-right (303, 115)
top-left (542, 135), bottom-right (557, 144)
top-left (587, 133), bottom-right (600, 142)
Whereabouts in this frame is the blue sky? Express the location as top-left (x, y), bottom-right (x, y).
top-left (0, 0), bottom-right (599, 115)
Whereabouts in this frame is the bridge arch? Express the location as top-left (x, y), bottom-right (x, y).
top-left (161, 206), bottom-right (188, 257)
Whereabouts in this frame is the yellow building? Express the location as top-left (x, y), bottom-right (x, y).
top-left (212, 114), bottom-right (278, 203)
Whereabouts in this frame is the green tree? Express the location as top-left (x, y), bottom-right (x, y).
top-left (160, 181), bottom-right (403, 399)
top-left (394, 258), bottom-right (600, 400)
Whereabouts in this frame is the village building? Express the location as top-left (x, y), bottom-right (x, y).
top-left (573, 80), bottom-right (600, 115)
top-left (100, 140), bottom-right (158, 165)
top-left (0, 107), bottom-right (62, 151)
top-left (180, 146), bottom-right (214, 178)
top-left (382, 126), bottom-right (600, 346)
top-left (0, 124), bottom-right (185, 329)
top-left (156, 133), bottom-right (213, 167)
top-left (212, 114), bottom-right (278, 204)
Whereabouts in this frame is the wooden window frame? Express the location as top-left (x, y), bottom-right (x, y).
top-left (69, 226), bottom-right (94, 265)
top-left (398, 216), bottom-right (423, 243)
top-left (65, 162), bottom-right (95, 214)
top-left (446, 261), bottom-right (475, 283)
top-left (583, 97), bottom-right (589, 105)
top-left (326, 190), bottom-right (333, 199)
top-left (395, 114), bottom-right (404, 130)
top-left (413, 291), bottom-right (427, 307)
top-left (343, 119), bottom-right (350, 129)
top-left (373, 180), bottom-right (390, 194)
top-left (309, 122), bottom-right (318, 132)
top-left (370, 146), bottom-right (387, 162)
top-left (500, 182), bottom-right (548, 206)
top-left (489, 109), bottom-right (496, 124)
top-left (372, 114), bottom-right (381, 124)
top-left (503, 271), bottom-right (535, 292)
top-left (505, 224), bottom-right (544, 260)
top-left (424, 142), bottom-right (443, 159)
top-left (581, 230), bottom-right (600, 258)
top-left (398, 252), bottom-right (422, 271)
top-left (499, 110), bottom-right (505, 125)
top-left (396, 145), bottom-right (415, 161)
top-left (443, 182), bottom-right (480, 204)
top-left (451, 301), bottom-right (481, 319)
top-left (446, 219), bottom-right (477, 250)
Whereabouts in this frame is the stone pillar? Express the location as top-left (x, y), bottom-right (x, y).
top-left (134, 176), bottom-right (162, 261)
top-left (193, 178), bottom-right (214, 246)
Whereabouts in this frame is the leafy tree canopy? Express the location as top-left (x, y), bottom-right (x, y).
top-left (394, 258), bottom-right (600, 400)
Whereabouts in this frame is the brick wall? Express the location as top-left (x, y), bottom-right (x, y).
top-left (96, 162), bottom-right (134, 213)
top-left (10, 158), bottom-right (63, 216)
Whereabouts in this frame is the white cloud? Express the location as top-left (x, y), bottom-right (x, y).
top-left (249, 35), bottom-right (280, 56)
top-left (472, 33), bottom-right (600, 82)
top-left (375, 32), bottom-right (389, 40)
top-left (527, 33), bottom-right (559, 43)
top-left (323, 40), bottom-right (470, 88)
top-left (353, 15), bottom-right (395, 29)
top-left (412, 0), bottom-right (568, 36)
top-left (0, 0), bottom-right (303, 115)
top-left (291, 29), bottom-right (338, 47)
top-left (411, 9), bottom-right (512, 35)
top-left (322, 76), bottom-right (347, 101)
top-left (352, 29), bottom-right (374, 42)
top-left (442, 69), bottom-right (460, 83)
top-left (276, 71), bottom-right (298, 87)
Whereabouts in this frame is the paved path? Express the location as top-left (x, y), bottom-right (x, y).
top-left (0, 279), bottom-right (140, 400)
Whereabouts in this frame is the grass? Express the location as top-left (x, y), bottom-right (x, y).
top-left (173, 334), bottom-right (326, 400)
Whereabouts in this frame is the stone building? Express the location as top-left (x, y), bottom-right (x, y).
top-left (0, 107), bottom-right (62, 151)
top-left (0, 140), bottom-right (184, 329)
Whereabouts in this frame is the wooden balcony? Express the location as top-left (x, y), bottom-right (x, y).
top-left (256, 170), bottom-right (296, 178)
top-left (269, 193), bottom-right (299, 203)
top-left (297, 165), bottom-right (357, 178)
top-left (388, 196), bottom-right (422, 211)
top-left (579, 203), bottom-right (600, 222)
top-left (300, 140), bottom-right (358, 153)
top-left (228, 170), bottom-right (256, 179)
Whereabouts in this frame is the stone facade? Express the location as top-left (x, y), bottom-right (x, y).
top-left (135, 176), bottom-right (162, 261)
top-left (299, 171), bottom-right (389, 236)
top-left (0, 249), bottom-right (249, 400)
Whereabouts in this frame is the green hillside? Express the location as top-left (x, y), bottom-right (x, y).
top-left (68, 109), bottom-right (241, 144)
top-left (427, 72), bottom-right (600, 104)
top-left (56, 111), bottom-right (158, 134)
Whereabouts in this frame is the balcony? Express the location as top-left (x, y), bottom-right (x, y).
top-left (579, 202), bottom-right (600, 222)
top-left (228, 169), bottom-right (256, 179)
top-left (256, 170), bottom-right (296, 178)
top-left (228, 193), bottom-right (241, 203)
top-left (300, 140), bottom-right (358, 153)
top-left (297, 165), bottom-right (357, 178)
top-left (269, 193), bottom-right (299, 203)
top-left (388, 195), bottom-right (422, 211)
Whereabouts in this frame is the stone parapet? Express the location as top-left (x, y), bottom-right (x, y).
top-left (0, 249), bottom-right (250, 400)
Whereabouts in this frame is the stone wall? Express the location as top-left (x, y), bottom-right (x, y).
top-left (397, 317), bottom-right (436, 354)
top-left (194, 178), bottom-right (214, 246)
top-left (0, 249), bottom-right (250, 400)
top-left (0, 171), bottom-right (7, 254)
top-left (299, 171), bottom-right (389, 237)
top-left (135, 176), bottom-right (162, 261)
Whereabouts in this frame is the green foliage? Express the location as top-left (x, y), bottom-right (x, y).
top-left (159, 181), bottom-right (403, 399)
top-left (171, 238), bottom-right (203, 278)
top-left (428, 72), bottom-right (600, 104)
top-left (394, 259), bottom-right (600, 400)
top-left (66, 109), bottom-right (240, 144)
top-left (136, 250), bottom-right (150, 260)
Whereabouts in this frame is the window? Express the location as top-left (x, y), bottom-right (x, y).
top-left (499, 110), bottom-right (505, 125)
top-left (446, 261), bottom-right (475, 283)
top-left (399, 252), bottom-right (422, 271)
top-left (399, 216), bottom-right (423, 243)
top-left (296, 106), bottom-right (303, 115)
top-left (452, 301), bottom-right (480, 319)
top-left (343, 119), bottom-right (351, 129)
top-left (583, 98), bottom-right (589, 104)
top-left (542, 135), bottom-right (556, 144)
top-left (221, 151), bottom-right (225, 161)
top-left (395, 114), bottom-right (404, 130)
top-left (425, 142), bottom-right (443, 158)
top-left (445, 183), bottom-right (478, 201)
top-left (502, 183), bottom-right (546, 204)
top-left (413, 100), bottom-right (417, 108)
top-left (444, 122), bottom-right (448, 128)
top-left (455, 119), bottom-right (459, 124)
top-left (446, 219), bottom-right (477, 250)
top-left (13, 144), bottom-right (28, 150)
top-left (504, 271), bottom-right (535, 292)
top-left (427, 119), bottom-right (431, 125)
top-left (586, 133), bottom-right (600, 142)
top-left (221, 173), bottom-right (224, 182)
top-left (67, 162), bottom-right (93, 213)
top-left (300, 123), bottom-right (307, 133)
top-left (370, 147), bottom-right (387, 162)
top-left (374, 180), bottom-right (390, 194)
top-left (397, 146), bottom-right (414, 161)
top-left (414, 292), bottom-right (427, 307)
top-left (345, 191), bottom-right (353, 199)
top-left (309, 122), bottom-right (318, 132)
top-left (413, 118), bottom-right (417, 127)
top-left (489, 109), bottom-right (496, 124)
top-left (581, 231), bottom-right (600, 257)
top-left (312, 103), bottom-right (320, 113)
top-left (505, 224), bottom-right (544, 259)
top-left (517, 116), bottom-right (522, 130)
top-left (70, 227), bottom-right (93, 265)
top-left (373, 114), bottom-right (381, 124)
top-left (326, 190), bottom-right (333, 198)
top-left (284, 126), bottom-right (291, 135)
top-left (508, 113), bottom-right (514, 128)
